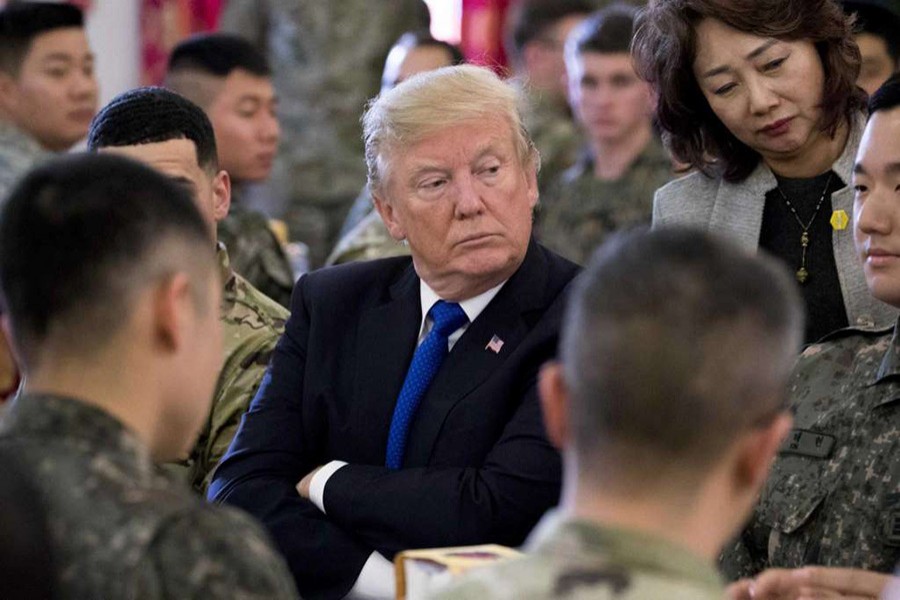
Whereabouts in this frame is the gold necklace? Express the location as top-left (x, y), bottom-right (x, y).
top-left (776, 172), bottom-right (833, 285)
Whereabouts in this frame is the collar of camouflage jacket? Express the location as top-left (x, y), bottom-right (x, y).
top-left (526, 512), bottom-right (724, 592)
top-left (216, 241), bottom-right (237, 293)
top-left (0, 392), bottom-right (154, 471)
top-left (873, 317), bottom-right (900, 386)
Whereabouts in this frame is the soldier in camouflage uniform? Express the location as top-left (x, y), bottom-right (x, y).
top-left (0, 153), bottom-right (297, 599)
top-left (0, 3), bottom-right (98, 202)
top-left (165, 33), bottom-right (294, 308)
top-left (327, 208), bottom-right (409, 266)
top-left (537, 6), bottom-right (673, 265)
top-left (437, 228), bottom-right (804, 600)
top-left (87, 87), bottom-right (289, 495)
top-left (219, 0), bottom-right (431, 269)
top-left (722, 75), bottom-right (900, 600)
top-left (505, 0), bottom-right (593, 189)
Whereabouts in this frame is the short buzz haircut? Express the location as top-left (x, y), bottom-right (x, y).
top-left (0, 154), bottom-right (214, 371)
top-left (0, 1), bottom-right (84, 76)
top-left (87, 87), bottom-right (219, 173)
top-left (561, 228), bottom-right (804, 490)
top-left (565, 3), bottom-right (638, 66)
top-left (165, 33), bottom-right (271, 108)
top-left (869, 71), bottom-right (900, 114)
top-left (505, 0), bottom-right (593, 65)
top-left (362, 64), bottom-right (538, 194)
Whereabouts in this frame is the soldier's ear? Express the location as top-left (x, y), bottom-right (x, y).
top-left (151, 272), bottom-right (193, 354)
top-left (212, 170), bottom-right (231, 222)
top-left (0, 71), bottom-right (20, 113)
top-left (538, 362), bottom-right (569, 450)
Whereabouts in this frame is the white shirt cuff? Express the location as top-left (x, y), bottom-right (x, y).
top-left (308, 460), bottom-right (347, 514)
top-left (347, 551), bottom-right (396, 599)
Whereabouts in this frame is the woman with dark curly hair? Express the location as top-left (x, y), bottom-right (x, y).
top-left (633, 0), bottom-right (896, 343)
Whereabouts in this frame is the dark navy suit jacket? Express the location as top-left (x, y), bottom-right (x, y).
top-left (209, 240), bottom-right (579, 599)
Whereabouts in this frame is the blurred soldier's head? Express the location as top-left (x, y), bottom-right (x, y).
top-left (505, 0), bottom-right (592, 101)
top-left (363, 65), bottom-right (539, 301)
top-left (540, 228), bottom-right (803, 559)
top-left (841, 1), bottom-right (900, 96)
top-left (565, 5), bottom-right (654, 149)
top-left (381, 31), bottom-right (464, 93)
top-left (0, 154), bottom-right (221, 461)
top-left (0, 2), bottom-right (98, 151)
top-left (87, 87), bottom-right (231, 240)
top-left (165, 33), bottom-right (279, 184)
top-left (853, 74), bottom-right (900, 306)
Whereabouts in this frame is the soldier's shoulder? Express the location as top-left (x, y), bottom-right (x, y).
top-left (435, 555), bottom-right (720, 600)
top-left (797, 324), bottom-right (894, 367)
top-left (223, 272), bottom-right (289, 334)
top-left (150, 504), bottom-right (297, 598)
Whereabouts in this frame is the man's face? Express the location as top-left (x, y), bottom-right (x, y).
top-left (382, 44), bottom-right (455, 92)
top-left (567, 51), bottom-right (653, 146)
top-left (100, 139), bottom-right (230, 239)
top-left (856, 33), bottom-right (898, 97)
top-left (853, 106), bottom-right (900, 306)
top-left (374, 117), bottom-right (537, 300)
top-left (206, 69), bottom-right (279, 183)
top-left (0, 28), bottom-right (98, 151)
top-left (523, 14), bottom-right (587, 100)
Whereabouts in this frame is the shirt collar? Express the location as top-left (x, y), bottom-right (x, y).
top-left (419, 279), bottom-right (506, 335)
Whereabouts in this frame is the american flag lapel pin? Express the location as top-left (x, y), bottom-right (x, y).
top-left (485, 334), bottom-right (504, 354)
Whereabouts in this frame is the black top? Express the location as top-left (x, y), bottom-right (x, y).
top-left (759, 171), bottom-right (849, 344)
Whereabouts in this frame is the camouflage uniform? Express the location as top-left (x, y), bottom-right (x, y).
top-left (218, 0), bottom-right (430, 269)
top-left (217, 194), bottom-right (295, 309)
top-left (435, 513), bottom-right (725, 599)
top-left (0, 393), bottom-right (299, 599)
top-left (721, 319), bottom-right (900, 579)
top-left (0, 121), bottom-right (51, 205)
top-left (537, 137), bottom-right (673, 265)
top-left (171, 244), bottom-right (289, 494)
top-left (519, 84), bottom-right (582, 191)
top-left (326, 208), bottom-right (410, 266)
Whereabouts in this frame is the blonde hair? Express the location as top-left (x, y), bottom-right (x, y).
top-left (362, 64), bottom-right (539, 194)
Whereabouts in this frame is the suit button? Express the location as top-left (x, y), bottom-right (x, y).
top-left (856, 315), bottom-right (874, 327)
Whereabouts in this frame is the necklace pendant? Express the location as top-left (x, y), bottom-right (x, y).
top-left (801, 231), bottom-right (809, 248)
top-left (796, 267), bottom-right (809, 284)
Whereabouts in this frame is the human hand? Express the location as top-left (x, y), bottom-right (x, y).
top-left (734, 566), bottom-right (894, 600)
top-left (295, 466), bottom-right (323, 499)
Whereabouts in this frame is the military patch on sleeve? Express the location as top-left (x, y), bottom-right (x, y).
top-left (779, 429), bottom-right (836, 459)
top-left (883, 494), bottom-right (900, 546)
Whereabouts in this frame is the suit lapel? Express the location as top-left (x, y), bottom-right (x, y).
top-left (353, 265), bottom-right (421, 462)
top-left (707, 162), bottom-right (774, 252)
top-left (403, 241), bottom-right (550, 466)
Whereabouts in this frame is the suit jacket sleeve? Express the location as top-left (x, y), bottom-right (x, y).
top-left (207, 275), bottom-right (371, 600)
top-left (321, 293), bottom-right (566, 558)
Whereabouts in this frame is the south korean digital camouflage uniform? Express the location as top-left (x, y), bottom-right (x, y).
top-left (0, 393), bottom-right (298, 599)
top-left (537, 136), bottom-right (673, 265)
top-left (218, 0), bottom-right (430, 269)
top-left (720, 318), bottom-right (900, 579)
top-left (171, 243), bottom-right (288, 494)
top-left (435, 514), bottom-right (725, 600)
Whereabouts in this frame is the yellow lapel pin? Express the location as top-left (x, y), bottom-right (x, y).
top-left (831, 209), bottom-right (849, 231)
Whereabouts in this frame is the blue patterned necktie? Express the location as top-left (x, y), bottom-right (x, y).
top-left (385, 300), bottom-right (469, 470)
